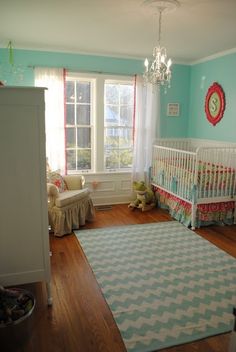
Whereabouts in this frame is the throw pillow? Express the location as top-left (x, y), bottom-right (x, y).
top-left (47, 171), bottom-right (67, 193)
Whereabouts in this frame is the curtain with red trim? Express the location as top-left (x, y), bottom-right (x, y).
top-left (132, 76), bottom-right (160, 183)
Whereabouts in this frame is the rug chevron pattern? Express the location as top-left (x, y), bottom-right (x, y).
top-left (75, 221), bottom-right (236, 352)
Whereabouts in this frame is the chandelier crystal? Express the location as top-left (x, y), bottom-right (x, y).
top-left (143, 0), bottom-right (179, 88)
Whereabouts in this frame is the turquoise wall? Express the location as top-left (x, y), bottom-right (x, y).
top-left (0, 48), bottom-right (143, 85)
top-left (1, 48), bottom-right (235, 142)
top-left (0, 48), bottom-right (190, 139)
top-left (160, 64), bottom-right (190, 138)
top-left (188, 52), bottom-right (236, 142)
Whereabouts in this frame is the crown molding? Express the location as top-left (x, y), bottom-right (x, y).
top-left (0, 45), bottom-right (145, 61)
top-left (191, 47), bottom-right (236, 65)
top-left (0, 45), bottom-right (235, 66)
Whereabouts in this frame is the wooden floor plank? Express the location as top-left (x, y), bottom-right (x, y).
top-left (1, 204), bottom-right (235, 352)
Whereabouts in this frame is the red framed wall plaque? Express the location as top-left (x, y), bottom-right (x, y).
top-left (205, 82), bottom-right (225, 126)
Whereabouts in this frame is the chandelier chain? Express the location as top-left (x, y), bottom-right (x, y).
top-left (158, 9), bottom-right (162, 46)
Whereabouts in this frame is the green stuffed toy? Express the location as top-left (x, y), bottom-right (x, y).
top-left (128, 181), bottom-right (155, 212)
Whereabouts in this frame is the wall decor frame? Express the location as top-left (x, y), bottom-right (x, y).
top-left (205, 82), bottom-right (225, 126)
top-left (167, 103), bottom-right (180, 117)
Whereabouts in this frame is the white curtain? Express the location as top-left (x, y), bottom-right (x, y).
top-left (34, 67), bottom-right (65, 174)
top-left (132, 75), bottom-right (160, 183)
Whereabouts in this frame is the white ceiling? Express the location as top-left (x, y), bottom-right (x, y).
top-left (1, 0), bottom-right (236, 64)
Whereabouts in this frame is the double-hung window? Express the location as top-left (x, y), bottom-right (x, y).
top-left (65, 73), bottom-right (135, 174)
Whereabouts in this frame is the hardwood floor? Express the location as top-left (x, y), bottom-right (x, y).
top-left (1, 204), bottom-right (235, 352)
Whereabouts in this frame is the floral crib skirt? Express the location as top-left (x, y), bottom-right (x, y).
top-left (154, 187), bottom-right (235, 228)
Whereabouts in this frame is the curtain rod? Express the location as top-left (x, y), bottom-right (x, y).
top-left (27, 65), bottom-right (136, 77)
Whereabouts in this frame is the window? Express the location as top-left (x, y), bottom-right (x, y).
top-left (65, 77), bottom-right (94, 172)
top-left (65, 73), bottom-right (135, 173)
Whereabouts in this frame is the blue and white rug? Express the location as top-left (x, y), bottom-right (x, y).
top-left (75, 221), bottom-right (236, 352)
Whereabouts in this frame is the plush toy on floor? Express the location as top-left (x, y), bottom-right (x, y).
top-left (128, 181), bottom-right (155, 212)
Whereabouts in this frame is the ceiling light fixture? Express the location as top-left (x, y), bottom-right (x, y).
top-left (0, 41), bottom-right (25, 85)
top-left (143, 0), bottom-right (180, 89)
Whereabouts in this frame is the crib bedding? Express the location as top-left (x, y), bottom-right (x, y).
top-left (153, 158), bottom-right (236, 201)
top-left (154, 186), bottom-right (235, 227)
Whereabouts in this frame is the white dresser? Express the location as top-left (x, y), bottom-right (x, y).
top-left (0, 87), bottom-right (52, 305)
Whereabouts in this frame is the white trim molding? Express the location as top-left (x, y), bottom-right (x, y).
top-left (84, 172), bottom-right (133, 205)
top-left (191, 47), bottom-right (236, 65)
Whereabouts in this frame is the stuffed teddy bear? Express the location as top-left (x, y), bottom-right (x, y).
top-left (128, 181), bottom-right (155, 212)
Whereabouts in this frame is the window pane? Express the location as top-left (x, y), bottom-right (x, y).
top-left (119, 128), bottom-right (132, 147)
top-left (105, 149), bottom-right (119, 169)
top-left (120, 84), bottom-right (133, 105)
top-left (77, 149), bottom-right (91, 170)
top-left (66, 81), bottom-right (75, 102)
top-left (105, 148), bottom-right (132, 169)
top-left (105, 128), bottom-right (119, 147)
top-left (66, 128), bottom-right (76, 148)
top-left (66, 150), bottom-right (76, 170)
top-left (120, 148), bottom-right (133, 168)
top-left (77, 127), bottom-right (91, 148)
top-left (76, 104), bottom-right (90, 125)
top-left (105, 128), bottom-right (132, 148)
top-left (76, 82), bottom-right (90, 103)
top-left (105, 84), bottom-right (119, 104)
top-left (120, 106), bottom-right (133, 126)
top-left (105, 105), bottom-right (119, 126)
top-left (66, 104), bottom-right (75, 125)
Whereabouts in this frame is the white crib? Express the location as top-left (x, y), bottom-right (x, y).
top-left (151, 138), bottom-right (236, 229)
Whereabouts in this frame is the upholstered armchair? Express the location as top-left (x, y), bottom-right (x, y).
top-left (47, 174), bottom-right (95, 237)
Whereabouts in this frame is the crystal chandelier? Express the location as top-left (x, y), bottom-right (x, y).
top-left (0, 41), bottom-right (25, 85)
top-left (143, 0), bottom-right (179, 88)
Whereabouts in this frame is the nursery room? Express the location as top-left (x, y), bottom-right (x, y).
top-left (0, 1), bottom-right (236, 352)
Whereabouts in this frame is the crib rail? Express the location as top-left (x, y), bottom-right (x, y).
top-left (155, 138), bottom-right (236, 152)
top-left (196, 147), bottom-right (236, 200)
top-left (154, 138), bottom-right (194, 152)
top-left (151, 144), bottom-right (236, 203)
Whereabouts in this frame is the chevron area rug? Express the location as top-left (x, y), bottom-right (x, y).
top-left (75, 221), bottom-right (236, 352)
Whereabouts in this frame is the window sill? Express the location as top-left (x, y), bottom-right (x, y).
top-left (68, 170), bottom-right (132, 176)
